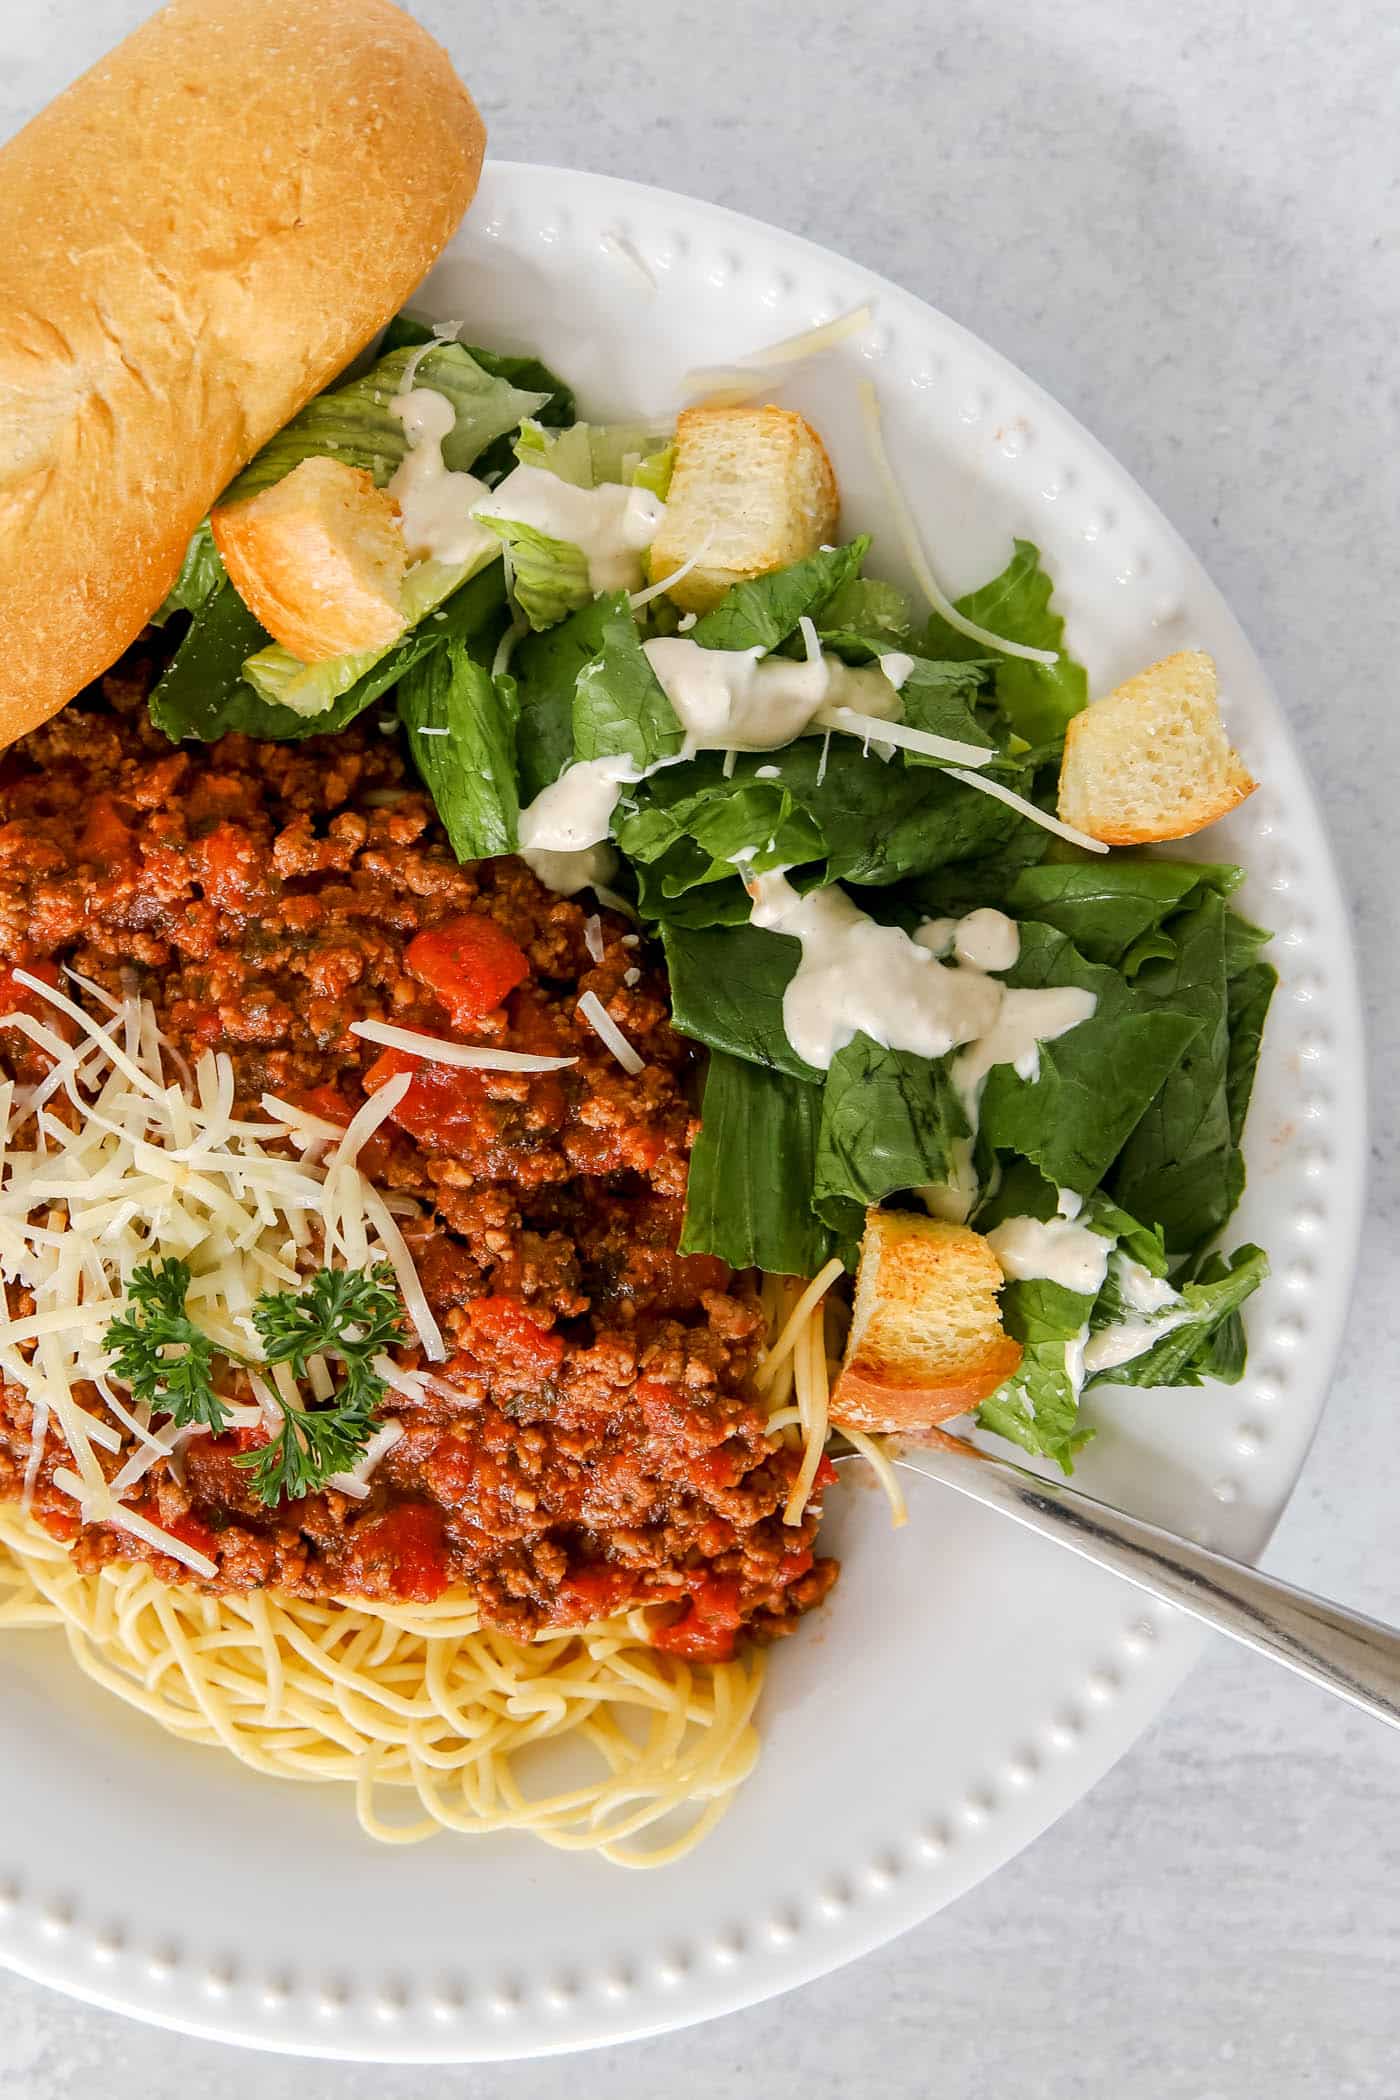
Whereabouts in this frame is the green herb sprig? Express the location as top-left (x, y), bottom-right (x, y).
top-left (102, 1259), bottom-right (405, 1509)
top-left (104, 1257), bottom-right (232, 1435)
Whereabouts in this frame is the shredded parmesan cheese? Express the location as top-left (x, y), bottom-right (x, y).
top-left (856, 380), bottom-right (1058, 667)
top-left (628, 533), bottom-right (715, 611)
top-left (816, 705), bottom-right (994, 768)
top-left (326, 1419), bottom-right (405, 1501)
top-left (0, 977), bottom-right (447, 1562)
top-left (577, 991), bottom-right (645, 1075)
top-left (945, 766), bottom-right (1110, 853)
top-left (683, 305), bottom-right (874, 403)
top-left (349, 1018), bottom-right (576, 1072)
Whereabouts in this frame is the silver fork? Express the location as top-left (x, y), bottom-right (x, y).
top-left (850, 1438), bottom-right (1400, 1727)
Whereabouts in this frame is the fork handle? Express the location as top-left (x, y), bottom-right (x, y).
top-left (896, 1440), bottom-right (1400, 1728)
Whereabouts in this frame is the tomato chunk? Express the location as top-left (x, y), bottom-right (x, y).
top-left (348, 1502), bottom-right (451, 1603)
top-left (467, 1294), bottom-right (567, 1375)
top-left (77, 794), bottom-right (134, 868)
top-left (406, 916), bottom-right (530, 1028)
top-left (652, 1573), bottom-right (744, 1661)
top-left (365, 1045), bottom-right (490, 1153)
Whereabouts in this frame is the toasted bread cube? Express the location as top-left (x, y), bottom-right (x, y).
top-left (832, 1210), bottom-right (1022, 1439)
top-left (211, 457), bottom-right (408, 663)
top-left (648, 405), bottom-right (839, 613)
top-left (1057, 650), bottom-right (1256, 846)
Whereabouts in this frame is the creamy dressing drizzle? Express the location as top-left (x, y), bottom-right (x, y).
top-left (984, 1215), bottom-right (1111, 1296)
top-left (516, 756), bottom-right (637, 896)
top-left (387, 388), bottom-right (499, 567)
top-left (642, 638), bottom-right (904, 752)
top-left (1081, 1255), bottom-right (1189, 1376)
top-left (473, 464), bottom-right (666, 592)
top-left (745, 877), bottom-right (1098, 1208)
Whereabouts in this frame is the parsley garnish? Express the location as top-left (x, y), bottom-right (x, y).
top-left (104, 1257), bottom-right (233, 1435)
top-left (237, 1262), bottom-right (403, 1508)
top-left (101, 1259), bottom-right (405, 1509)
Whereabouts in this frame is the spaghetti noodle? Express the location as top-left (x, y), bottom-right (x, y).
top-left (0, 1504), bottom-right (765, 1868)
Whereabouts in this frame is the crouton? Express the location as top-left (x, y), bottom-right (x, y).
top-left (211, 457), bottom-right (408, 663)
top-left (648, 405), bottom-right (839, 613)
top-left (1057, 650), bottom-right (1256, 845)
top-left (832, 1210), bottom-right (1022, 1439)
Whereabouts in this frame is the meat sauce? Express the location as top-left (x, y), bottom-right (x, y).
top-left (0, 661), bottom-right (837, 1659)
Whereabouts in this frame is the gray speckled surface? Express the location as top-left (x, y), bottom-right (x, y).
top-left (2, 0), bottom-right (1399, 2088)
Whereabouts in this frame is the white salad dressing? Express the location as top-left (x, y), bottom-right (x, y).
top-left (473, 464), bottom-right (666, 592)
top-left (516, 755), bottom-right (638, 896)
top-left (745, 880), bottom-right (1097, 1172)
top-left (642, 638), bottom-right (902, 753)
top-left (914, 906), bottom-right (1021, 974)
top-left (984, 1215), bottom-right (1111, 1297)
top-left (1081, 1255), bottom-right (1189, 1376)
top-left (388, 388), bottom-right (500, 567)
top-left (748, 873), bottom-right (1002, 1071)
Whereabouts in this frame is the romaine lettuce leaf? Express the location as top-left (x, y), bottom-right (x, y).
top-left (632, 443), bottom-right (675, 501)
top-left (240, 546), bottom-right (499, 715)
top-left (150, 566), bottom-right (507, 744)
top-left (1108, 893), bottom-right (1239, 1252)
top-left (922, 540), bottom-right (1087, 743)
top-left (513, 595), bottom-right (616, 798)
top-left (572, 594), bottom-right (685, 770)
top-left (1002, 860), bottom-right (1241, 968)
top-left (977, 921), bottom-right (1203, 1197)
top-left (478, 516), bottom-right (592, 631)
top-left (679, 1051), bottom-right (832, 1277)
top-left (816, 574), bottom-right (912, 657)
top-left (688, 540), bottom-right (870, 654)
top-left (223, 343), bottom-right (550, 504)
top-left (514, 418), bottom-right (672, 490)
top-left (150, 521), bottom-right (225, 626)
top-left (397, 639), bottom-right (519, 861)
top-left (660, 920), bottom-right (819, 1081)
top-left (888, 657), bottom-right (999, 765)
top-left (977, 1276), bottom-right (1097, 1472)
top-left (814, 1036), bottom-right (969, 1216)
top-left (1089, 1244), bottom-right (1267, 1389)
top-left (618, 779), bottom-right (824, 888)
top-left (623, 738), bottom-right (1040, 903)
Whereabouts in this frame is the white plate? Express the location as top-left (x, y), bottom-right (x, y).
top-left (0, 161), bottom-right (1365, 2061)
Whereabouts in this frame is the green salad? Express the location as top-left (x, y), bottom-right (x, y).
top-left (148, 312), bottom-right (1273, 1474)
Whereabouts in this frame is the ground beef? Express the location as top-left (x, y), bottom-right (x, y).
top-left (0, 655), bottom-right (837, 1660)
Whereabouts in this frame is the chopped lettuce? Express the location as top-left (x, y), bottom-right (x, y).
top-left (632, 442), bottom-right (675, 501)
top-left (397, 638), bottom-right (519, 861)
top-left (513, 595), bottom-right (616, 798)
top-left (1001, 860), bottom-right (1241, 968)
top-left (478, 516), bottom-right (592, 631)
top-left (977, 1276), bottom-right (1098, 1472)
top-left (572, 594), bottom-right (684, 769)
top-left (151, 521), bottom-right (225, 626)
top-left (150, 566), bottom-right (507, 744)
top-left (514, 417), bottom-right (673, 491)
top-left (1109, 893), bottom-right (1244, 1253)
top-left (977, 921), bottom-right (1202, 1196)
top-left (922, 540), bottom-right (1087, 744)
top-left (618, 777), bottom-right (824, 889)
top-left (240, 547), bottom-right (499, 716)
top-left (223, 343), bottom-right (549, 504)
top-left (1089, 1244), bottom-right (1268, 1389)
top-left (814, 1037), bottom-right (969, 1220)
top-left (679, 1052), bottom-right (832, 1277)
top-left (816, 574), bottom-right (913, 658)
top-left (688, 540), bottom-right (870, 654)
top-left (660, 920), bottom-right (819, 1082)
